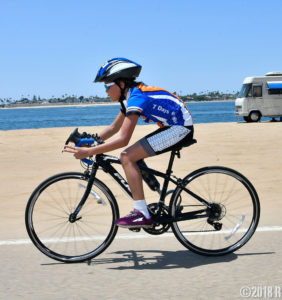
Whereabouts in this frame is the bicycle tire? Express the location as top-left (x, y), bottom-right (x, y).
top-left (25, 172), bottom-right (119, 263)
top-left (169, 166), bottom-right (260, 256)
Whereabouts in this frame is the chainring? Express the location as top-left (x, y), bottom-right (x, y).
top-left (143, 203), bottom-right (171, 235)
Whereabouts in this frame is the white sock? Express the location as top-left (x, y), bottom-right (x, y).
top-left (134, 200), bottom-right (150, 219)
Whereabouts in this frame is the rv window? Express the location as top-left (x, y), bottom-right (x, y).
top-left (267, 81), bottom-right (282, 95)
top-left (247, 85), bottom-right (252, 97)
top-left (238, 84), bottom-right (252, 97)
top-left (253, 85), bottom-right (262, 97)
top-left (269, 89), bottom-right (282, 95)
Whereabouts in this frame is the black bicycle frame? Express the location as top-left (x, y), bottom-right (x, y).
top-left (72, 150), bottom-right (211, 220)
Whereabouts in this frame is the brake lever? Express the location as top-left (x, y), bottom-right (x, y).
top-left (65, 128), bottom-right (81, 145)
top-left (64, 128), bottom-right (104, 165)
top-left (63, 129), bottom-right (94, 165)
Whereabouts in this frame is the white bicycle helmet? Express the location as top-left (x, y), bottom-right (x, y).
top-left (94, 57), bottom-right (142, 83)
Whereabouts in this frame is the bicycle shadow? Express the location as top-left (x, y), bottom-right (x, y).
top-left (41, 250), bottom-right (275, 268)
top-left (89, 249), bottom-right (275, 270)
top-left (89, 249), bottom-right (238, 270)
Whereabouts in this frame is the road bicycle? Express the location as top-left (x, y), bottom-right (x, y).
top-left (25, 128), bottom-right (260, 263)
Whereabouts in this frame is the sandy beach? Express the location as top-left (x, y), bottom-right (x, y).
top-left (0, 122), bottom-right (282, 299)
top-left (1, 122), bottom-right (282, 236)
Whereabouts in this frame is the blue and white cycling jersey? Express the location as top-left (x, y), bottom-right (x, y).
top-left (122, 83), bottom-right (193, 127)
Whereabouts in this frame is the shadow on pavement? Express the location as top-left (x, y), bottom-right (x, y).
top-left (41, 250), bottom-right (275, 269)
top-left (89, 249), bottom-right (238, 270)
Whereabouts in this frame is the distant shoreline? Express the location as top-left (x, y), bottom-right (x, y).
top-left (0, 102), bottom-right (120, 109)
top-left (0, 99), bottom-right (234, 109)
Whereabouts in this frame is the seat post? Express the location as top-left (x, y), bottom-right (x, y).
top-left (166, 150), bottom-right (177, 174)
top-left (159, 150), bottom-right (177, 202)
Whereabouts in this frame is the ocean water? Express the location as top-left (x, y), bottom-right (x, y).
top-left (0, 101), bottom-right (240, 130)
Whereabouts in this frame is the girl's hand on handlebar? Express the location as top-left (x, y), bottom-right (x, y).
top-left (63, 145), bottom-right (93, 160)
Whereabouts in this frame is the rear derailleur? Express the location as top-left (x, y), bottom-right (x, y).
top-left (207, 203), bottom-right (226, 231)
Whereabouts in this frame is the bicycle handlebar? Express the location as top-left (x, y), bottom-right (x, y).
top-left (77, 138), bottom-right (95, 165)
top-left (65, 128), bottom-right (104, 165)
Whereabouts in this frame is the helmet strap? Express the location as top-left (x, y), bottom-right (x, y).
top-left (114, 80), bottom-right (127, 101)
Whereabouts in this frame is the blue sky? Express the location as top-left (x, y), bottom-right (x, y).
top-left (1, 0), bottom-right (282, 99)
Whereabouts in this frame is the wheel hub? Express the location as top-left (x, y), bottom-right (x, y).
top-left (208, 203), bottom-right (226, 221)
top-left (69, 213), bottom-right (82, 223)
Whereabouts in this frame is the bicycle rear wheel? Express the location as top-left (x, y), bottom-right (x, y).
top-left (25, 172), bottom-right (119, 263)
top-left (169, 166), bottom-right (260, 256)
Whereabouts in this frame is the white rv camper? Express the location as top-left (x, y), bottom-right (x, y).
top-left (235, 72), bottom-right (282, 122)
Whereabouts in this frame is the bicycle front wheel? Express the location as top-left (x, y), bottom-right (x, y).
top-left (25, 172), bottom-right (119, 263)
top-left (169, 166), bottom-right (260, 256)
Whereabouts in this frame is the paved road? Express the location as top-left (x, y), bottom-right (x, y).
top-left (0, 228), bottom-right (281, 300)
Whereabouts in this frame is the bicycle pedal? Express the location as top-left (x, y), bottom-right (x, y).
top-left (128, 228), bottom-right (141, 232)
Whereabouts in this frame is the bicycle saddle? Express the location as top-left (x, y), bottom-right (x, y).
top-left (175, 138), bottom-right (197, 151)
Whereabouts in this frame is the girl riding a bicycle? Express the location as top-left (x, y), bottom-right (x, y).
top-left (63, 57), bottom-right (194, 228)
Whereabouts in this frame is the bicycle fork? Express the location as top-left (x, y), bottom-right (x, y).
top-left (69, 164), bottom-right (98, 223)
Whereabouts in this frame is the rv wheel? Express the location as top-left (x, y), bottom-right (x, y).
top-left (249, 111), bottom-right (261, 122)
